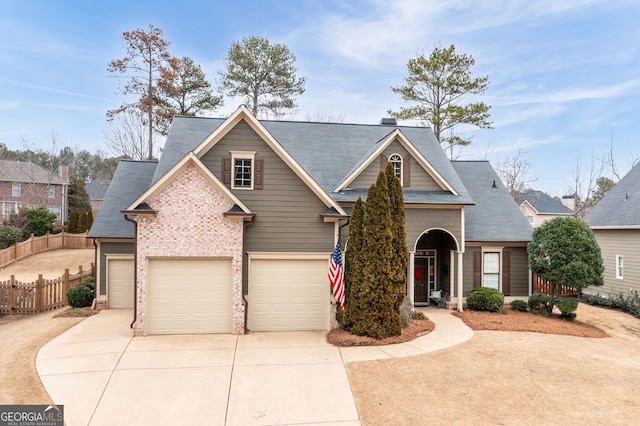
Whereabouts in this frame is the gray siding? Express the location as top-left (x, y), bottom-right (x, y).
top-left (505, 246), bottom-right (529, 297)
top-left (463, 246), bottom-right (529, 297)
top-left (97, 240), bottom-right (134, 295)
top-left (406, 208), bottom-right (462, 251)
top-left (349, 141), bottom-right (442, 191)
top-left (201, 120), bottom-right (334, 252)
top-left (591, 229), bottom-right (640, 296)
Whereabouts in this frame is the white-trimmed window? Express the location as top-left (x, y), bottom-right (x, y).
top-left (616, 255), bottom-right (624, 280)
top-left (231, 151), bottom-right (256, 190)
top-left (48, 186), bottom-right (55, 199)
top-left (483, 252), bottom-right (500, 289)
top-left (389, 154), bottom-right (402, 184)
top-left (12, 183), bottom-right (20, 197)
top-left (527, 216), bottom-right (534, 225)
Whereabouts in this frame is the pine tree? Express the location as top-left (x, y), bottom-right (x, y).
top-left (386, 162), bottom-right (408, 311)
top-left (340, 197), bottom-right (365, 330)
top-left (77, 211), bottom-right (88, 233)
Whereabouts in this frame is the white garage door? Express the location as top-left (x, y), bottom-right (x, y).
top-left (248, 258), bottom-right (329, 331)
top-left (147, 258), bottom-right (232, 335)
top-left (108, 258), bottom-right (134, 309)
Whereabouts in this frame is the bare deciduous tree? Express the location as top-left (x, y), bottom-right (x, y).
top-left (497, 149), bottom-right (537, 197)
top-left (305, 109), bottom-right (346, 123)
top-left (103, 110), bottom-right (151, 160)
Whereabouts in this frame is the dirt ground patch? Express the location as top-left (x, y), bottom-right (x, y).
top-left (346, 303), bottom-right (640, 425)
top-left (0, 248), bottom-right (95, 281)
top-left (327, 318), bottom-right (435, 346)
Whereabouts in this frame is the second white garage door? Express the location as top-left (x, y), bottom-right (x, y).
top-left (147, 258), bottom-right (232, 335)
top-left (248, 258), bottom-right (329, 331)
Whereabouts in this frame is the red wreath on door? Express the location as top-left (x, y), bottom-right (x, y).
top-left (414, 268), bottom-right (424, 280)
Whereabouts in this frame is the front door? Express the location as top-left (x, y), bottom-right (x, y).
top-left (414, 250), bottom-right (436, 304)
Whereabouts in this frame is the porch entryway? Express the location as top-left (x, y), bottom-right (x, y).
top-left (411, 229), bottom-right (459, 307)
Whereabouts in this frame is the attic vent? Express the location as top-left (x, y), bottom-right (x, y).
top-left (379, 117), bottom-right (397, 125)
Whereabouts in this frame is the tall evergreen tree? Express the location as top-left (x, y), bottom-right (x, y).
top-left (67, 210), bottom-right (79, 233)
top-left (361, 171), bottom-right (401, 338)
top-left (385, 162), bottom-right (408, 310)
top-left (68, 176), bottom-right (92, 213)
top-left (339, 197), bottom-right (365, 330)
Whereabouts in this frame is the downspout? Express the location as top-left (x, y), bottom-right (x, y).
top-left (123, 214), bottom-right (138, 329)
top-left (242, 219), bottom-right (255, 334)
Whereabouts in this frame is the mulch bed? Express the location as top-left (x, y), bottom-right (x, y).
top-left (327, 318), bottom-right (435, 346)
top-left (453, 309), bottom-right (609, 338)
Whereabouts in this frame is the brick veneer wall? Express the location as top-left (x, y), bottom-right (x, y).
top-left (132, 164), bottom-right (245, 335)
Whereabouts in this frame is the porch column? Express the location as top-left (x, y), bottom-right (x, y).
top-left (408, 251), bottom-right (415, 305)
top-left (457, 251), bottom-right (464, 312)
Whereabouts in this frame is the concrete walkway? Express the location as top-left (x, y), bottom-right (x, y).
top-left (37, 309), bottom-right (473, 426)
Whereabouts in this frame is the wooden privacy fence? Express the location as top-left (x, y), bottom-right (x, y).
top-left (0, 264), bottom-right (95, 315)
top-left (0, 231), bottom-right (94, 269)
top-left (533, 273), bottom-right (578, 297)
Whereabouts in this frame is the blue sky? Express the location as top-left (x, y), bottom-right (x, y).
top-left (1, 0), bottom-right (638, 197)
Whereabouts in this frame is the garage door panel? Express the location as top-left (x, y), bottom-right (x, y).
top-left (148, 258), bottom-right (232, 335)
top-left (248, 258), bottom-right (328, 331)
top-left (108, 259), bottom-right (134, 309)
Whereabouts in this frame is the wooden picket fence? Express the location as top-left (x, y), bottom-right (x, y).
top-left (533, 273), bottom-right (578, 297)
top-left (0, 231), bottom-right (94, 269)
top-left (0, 264), bottom-right (95, 315)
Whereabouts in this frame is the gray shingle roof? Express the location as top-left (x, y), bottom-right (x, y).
top-left (452, 161), bottom-right (532, 242)
top-left (88, 160), bottom-right (158, 238)
top-left (156, 116), bottom-right (473, 205)
top-left (585, 163), bottom-right (640, 227)
top-left (0, 160), bottom-right (65, 184)
top-left (85, 179), bottom-right (110, 200)
top-left (514, 189), bottom-right (573, 214)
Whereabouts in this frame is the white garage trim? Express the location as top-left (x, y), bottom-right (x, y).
top-left (106, 254), bottom-right (134, 309)
top-left (146, 257), bottom-right (233, 335)
top-left (247, 252), bottom-right (330, 332)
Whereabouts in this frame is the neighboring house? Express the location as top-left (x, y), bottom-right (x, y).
top-left (85, 179), bottom-right (110, 217)
top-left (0, 160), bottom-right (69, 226)
top-left (89, 106), bottom-right (532, 336)
top-left (514, 189), bottom-right (573, 227)
top-left (585, 163), bottom-right (640, 296)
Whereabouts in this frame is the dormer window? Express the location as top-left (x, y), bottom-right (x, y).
top-left (389, 154), bottom-right (403, 184)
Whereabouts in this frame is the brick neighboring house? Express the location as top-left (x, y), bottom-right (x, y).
top-left (0, 160), bottom-right (69, 226)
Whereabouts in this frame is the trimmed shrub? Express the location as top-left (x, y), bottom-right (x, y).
top-left (67, 284), bottom-right (93, 308)
top-left (555, 297), bottom-right (579, 320)
top-left (528, 293), bottom-right (552, 315)
top-left (510, 299), bottom-right (528, 312)
top-left (0, 226), bottom-right (23, 249)
top-left (411, 311), bottom-right (426, 320)
top-left (467, 287), bottom-right (504, 313)
top-left (80, 278), bottom-right (95, 292)
top-left (582, 292), bottom-right (640, 319)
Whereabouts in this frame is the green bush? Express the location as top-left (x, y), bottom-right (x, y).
top-left (411, 311), bottom-right (426, 320)
top-left (555, 297), bottom-right (579, 320)
top-left (80, 278), bottom-right (95, 292)
top-left (466, 287), bottom-right (504, 313)
top-left (582, 292), bottom-right (640, 319)
top-left (67, 284), bottom-right (94, 308)
top-left (528, 293), bottom-right (553, 316)
top-left (0, 226), bottom-right (23, 249)
top-left (510, 299), bottom-right (528, 312)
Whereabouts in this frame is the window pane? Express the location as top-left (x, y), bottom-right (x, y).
top-left (234, 159), bottom-right (252, 187)
top-left (484, 253), bottom-right (499, 273)
top-left (483, 274), bottom-right (499, 289)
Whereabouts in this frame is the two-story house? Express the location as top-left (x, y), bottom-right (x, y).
top-left (89, 106), bottom-right (532, 336)
top-left (0, 160), bottom-right (69, 226)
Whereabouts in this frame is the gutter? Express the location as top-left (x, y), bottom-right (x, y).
top-left (122, 214), bottom-right (138, 329)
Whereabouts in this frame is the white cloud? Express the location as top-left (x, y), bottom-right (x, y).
top-left (0, 101), bottom-right (20, 110)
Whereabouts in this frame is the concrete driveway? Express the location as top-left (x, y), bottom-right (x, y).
top-left (37, 310), bottom-right (472, 426)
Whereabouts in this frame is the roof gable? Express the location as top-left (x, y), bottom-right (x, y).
top-left (0, 160), bottom-right (65, 185)
top-left (514, 189), bottom-right (572, 215)
top-left (126, 152), bottom-right (251, 215)
top-left (332, 130), bottom-right (458, 194)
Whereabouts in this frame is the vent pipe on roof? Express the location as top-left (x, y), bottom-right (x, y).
top-left (379, 117), bottom-right (397, 125)
top-left (492, 180), bottom-right (497, 188)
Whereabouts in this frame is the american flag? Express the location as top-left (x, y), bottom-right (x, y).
top-left (328, 241), bottom-right (345, 310)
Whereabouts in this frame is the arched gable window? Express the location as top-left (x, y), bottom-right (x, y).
top-left (389, 154), bottom-right (403, 184)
